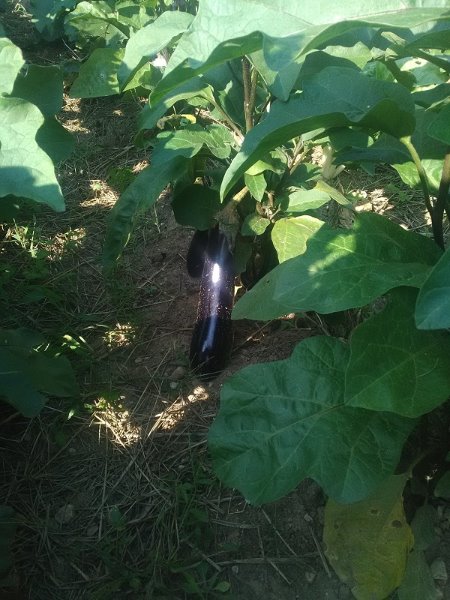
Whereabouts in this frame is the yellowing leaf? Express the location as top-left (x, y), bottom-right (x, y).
top-left (324, 474), bottom-right (413, 600)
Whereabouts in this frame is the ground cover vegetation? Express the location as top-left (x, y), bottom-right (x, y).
top-left (1, 0), bottom-right (450, 598)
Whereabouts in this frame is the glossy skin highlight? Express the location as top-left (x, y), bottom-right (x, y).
top-left (189, 228), bottom-right (234, 378)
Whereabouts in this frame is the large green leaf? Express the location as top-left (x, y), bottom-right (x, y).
top-left (172, 184), bottom-right (221, 230)
top-left (64, 1), bottom-right (131, 48)
top-left (30, 0), bottom-right (77, 41)
top-left (12, 64), bottom-right (63, 116)
top-left (0, 38), bottom-right (25, 95)
top-left (233, 212), bottom-right (441, 320)
top-left (209, 336), bottom-right (415, 505)
top-left (221, 67), bottom-right (415, 199)
top-left (152, 0), bottom-right (448, 104)
top-left (346, 288), bottom-right (450, 418)
top-left (70, 48), bottom-right (125, 98)
top-left (324, 474), bottom-right (412, 600)
top-left (36, 116), bottom-right (75, 164)
top-left (415, 246), bottom-right (450, 330)
top-left (0, 97), bottom-right (65, 210)
top-left (118, 11), bottom-right (194, 90)
top-left (103, 156), bottom-right (189, 267)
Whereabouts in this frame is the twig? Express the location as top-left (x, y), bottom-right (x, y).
top-left (217, 555), bottom-right (317, 566)
top-left (268, 558), bottom-right (291, 585)
top-left (187, 541), bottom-right (222, 572)
top-left (261, 508), bottom-right (298, 557)
top-left (308, 525), bottom-right (332, 578)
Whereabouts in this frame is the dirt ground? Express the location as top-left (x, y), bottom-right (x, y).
top-left (2, 5), bottom-right (450, 599)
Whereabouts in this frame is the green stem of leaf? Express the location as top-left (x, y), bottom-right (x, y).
top-left (242, 57), bottom-right (254, 132)
top-left (400, 135), bottom-right (434, 216)
top-left (434, 150), bottom-right (450, 248)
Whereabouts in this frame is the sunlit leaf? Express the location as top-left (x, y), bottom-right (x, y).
top-left (346, 288), bottom-right (450, 418)
top-left (233, 212), bottom-right (441, 320)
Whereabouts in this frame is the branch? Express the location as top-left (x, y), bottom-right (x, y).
top-left (400, 136), bottom-right (434, 217)
top-left (433, 150), bottom-right (450, 249)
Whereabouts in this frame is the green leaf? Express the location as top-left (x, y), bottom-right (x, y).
top-left (314, 180), bottom-right (353, 206)
top-left (428, 104), bottom-right (450, 146)
top-left (137, 78), bottom-right (215, 134)
top-left (152, 124), bottom-right (235, 161)
top-left (29, 353), bottom-right (79, 399)
top-left (11, 65), bottom-right (63, 116)
top-left (241, 214), bottom-right (270, 236)
top-left (0, 505), bottom-right (16, 578)
top-left (0, 346), bottom-right (46, 416)
top-left (346, 288), bottom-right (450, 418)
top-left (209, 336), bottom-right (414, 505)
top-left (172, 184), bottom-right (221, 230)
top-left (411, 505), bottom-right (438, 551)
top-left (29, 0), bottom-right (77, 41)
top-left (280, 187), bottom-right (331, 213)
top-left (397, 550), bottom-right (439, 600)
top-left (70, 48), bottom-right (124, 98)
top-left (233, 212), bottom-right (441, 320)
top-left (413, 83), bottom-right (450, 108)
top-left (0, 97), bottom-right (65, 210)
top-left (0, 328), bottom-right (78, 417)
top-left (271, 215), bottom-right (323, 263)
top-left (0, 37), bottom-right (24, 95)
top-left (434, 471), bottom-right (450, 500)
top-left (152, 0), bottom-right (448, 104)
top-left (244, 173), bottom-right (266, 202)
top-left (214, 581), bottom-right (231, 593)
top-left (64, 1), bottom-right (130, 48)
top-left (324, 474), bottom-right (413, 600)
top-left (221, 67), bottom-right (415, 199)
top-left (118, 11), bottom-right (194, 90)
top-left (415, 246), bottom-right (450, 330)
top-left (103, 156), bottom-right (188, 267)
top-left (36, 116), bottom-right (74, 164)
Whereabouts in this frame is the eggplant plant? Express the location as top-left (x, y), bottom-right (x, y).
top-left (68, 0), bottom-right (450, 596)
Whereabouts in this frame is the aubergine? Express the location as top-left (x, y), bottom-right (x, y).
top-left (186, 229), bottom-right (209, 278)
top-left (189, 228), bottom-right (234, 378)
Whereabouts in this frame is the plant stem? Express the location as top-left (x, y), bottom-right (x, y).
top-left (400, 135), bottom-right (434, 217)
top-left (242, 57), bottom-right (253, 132)
top-left (434, 150), bottom-right (450, 249)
